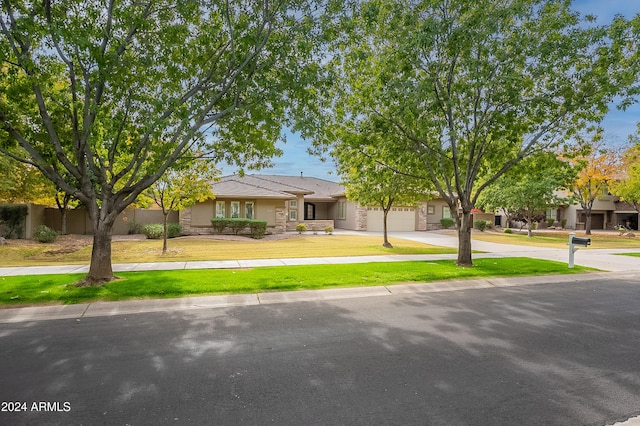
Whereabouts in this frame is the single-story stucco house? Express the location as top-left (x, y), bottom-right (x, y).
top-left (179, 174), bottom-right (456, 234)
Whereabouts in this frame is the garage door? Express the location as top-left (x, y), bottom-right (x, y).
top-left (366, 207), bottom-right (416, 232)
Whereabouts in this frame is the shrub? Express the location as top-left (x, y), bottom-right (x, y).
top-left (167, 223), bottom-right (182, 238)
top-left (531, 221), bottom-right (538, 230)
top-left (249, 221), bottom-right (267, 239)
top-left (474, 220), bottom-right (488, 231)
top-left (296, 223), bottom-right (307, 233)
top-left (227, 218), bottom-right (248, 235)
top-left (33, 225), bottom-right (58, 243)
top-left (561, 219), bottom-right (567, 229)
top-left (504, 228), bottom-right (512, 234)
top-left (141, 223), bottom-right (164, 239)
top-left (324, 226), bottom-right (334, 234)
top-left (211, 218), bottom-right (266, 238)
top-left (211, 218), bottom-right (227, 234)
top-left (128, 221), bottom-right (142, 235)
top-left (0, 204), bottom-right (28, 239)
top-left (440, 218), bottom-right (454, 229)
top-left (546, 218), bottom-right (555, 227)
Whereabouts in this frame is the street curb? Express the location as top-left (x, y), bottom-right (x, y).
top-left (1, 271), bottom-right (638, 324)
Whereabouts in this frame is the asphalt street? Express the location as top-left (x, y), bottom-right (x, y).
top-left (2, 275), bottom-right (640, 425)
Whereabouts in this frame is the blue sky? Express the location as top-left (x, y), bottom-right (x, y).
top-left (220, 0), bottom-right (640, 181)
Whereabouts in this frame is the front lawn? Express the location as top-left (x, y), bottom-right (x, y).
top-left (0, 258), bottom-right (592, 306)
top-left (0, 235), bottom-right (455, 267)
top-left (472, 231), bottom-right (640, 249)
top-left (617, 252), bottom-right (640, 257)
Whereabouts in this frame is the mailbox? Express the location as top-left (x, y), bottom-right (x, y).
top-left (571, 237), bottom-right (591, 247)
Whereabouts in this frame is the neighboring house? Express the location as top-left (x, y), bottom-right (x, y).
top-left (559, 195), bottom-right (639, 231)
top-left (495, 189), bottom-right (640, 231)
top-left (180, 174), bottom-right (454, 234)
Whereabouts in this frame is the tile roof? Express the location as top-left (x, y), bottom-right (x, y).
top-left (212, 174), bottom-right (345, 201)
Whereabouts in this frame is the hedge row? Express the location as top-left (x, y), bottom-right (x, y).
top-left (211, 218), bottom-right (267, 239)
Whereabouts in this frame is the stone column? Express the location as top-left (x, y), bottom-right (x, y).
top-left (355, 205), bottom-right (368, 231)
top-left (180, 207), bottom-right (192, 235)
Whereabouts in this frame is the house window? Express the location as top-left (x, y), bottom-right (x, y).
top-left (427, 205), bottom-right (435, 215)
top-left (245, 202), bottom-right (254, 220)
top-left (216, 201), bottom-right (226, 218)
top-left (547, 208), bottom-right (557, 221)
top-left (337, 201), bottom-right (346, 220)
top-left (442, 207), bottom-right (451, 219)
top-left (230, 201), bottom-right (240, 218)
top-left (289, 209), bottom-right (297, 221)
top-left (290, 200), bottom-right (297, 208)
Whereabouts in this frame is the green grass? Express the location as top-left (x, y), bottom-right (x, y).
top-left (0, 258), bottom-right (592, 306)
top-left (617, 252), bottom-right (640, 257)
top-left (472, 231), bottom-right (640, 249)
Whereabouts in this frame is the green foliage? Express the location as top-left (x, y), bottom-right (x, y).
top-left (211, 218), bottom-right (228, 234)
top-left (474, 220), bottom-right (489, 232)
top-left (141, 224), bottom-right (164, 240)
top-left (167, 223), bottom-right (182, 239)
top-left (228, 218), bottom-right (249, 235)
top-left (547, 218), bottom-right (555, 227)
top-left (440, 218), bottom-right (454, 229)
top-left (211, 218), bottom-right (267, 239)
top-left (610, 140), bottom-right (640, 211)
top-left (504, 228), bottom-right (512, 234)
top-left (33, 225), bottom-right (58, 243)
top-left (141, 223), bottom-right (181, 239)
top-left (296, 223), bottom-right (307, 233)
top-left (324, 226), bottom-right (334, 234)
top-left (0, 204), bottom-right (28, 239)
top-left (128, 221), bottom-right (142, 235)
top-left (561, 219), bottom-right (567, 229)
top-left (249, 221), bottom-right (267, 239)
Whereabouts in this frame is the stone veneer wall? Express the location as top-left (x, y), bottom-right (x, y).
top-left (416, 203), bottom-right (427, 231)
top-left (275, 207), bottom-right (286, 234)
top-left (179, 207), bottom-right (192, 235)
top-left (355, 205), bottom-right (368, 231)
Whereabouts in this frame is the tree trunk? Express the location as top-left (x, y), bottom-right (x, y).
top-left (457, 209), bottom-right (473, 266)
top-left (60, 208), bottom-right (67, 235)
top-left (78, 220), bottom-right (115, 286)
top-left (585, 208), bottom-right (592, 236)
top-left (163, 212), bottom-right (169, 254)
top-left (527, 210), bottom-right (533, 237)
top-left (382, 208), bottom-right (393, 248)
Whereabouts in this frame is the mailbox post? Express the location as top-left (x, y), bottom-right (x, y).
top-left (568, 232), bottom-right (591, 268)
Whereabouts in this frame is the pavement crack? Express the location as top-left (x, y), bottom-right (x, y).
top-left (78, 303), bottom-right (92, 319)
top-left (256, 294), bottom-right (262, 305)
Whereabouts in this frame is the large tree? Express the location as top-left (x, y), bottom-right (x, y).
top-left (0, 0), bottom-right (325, 284)
top-left (316, 0), bottom-right (639, 266)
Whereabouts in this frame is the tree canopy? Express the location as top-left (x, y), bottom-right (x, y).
top-left (0, 0), bottom-right (327, 284)
top-left (315, 0), bottom-right (640, 265)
